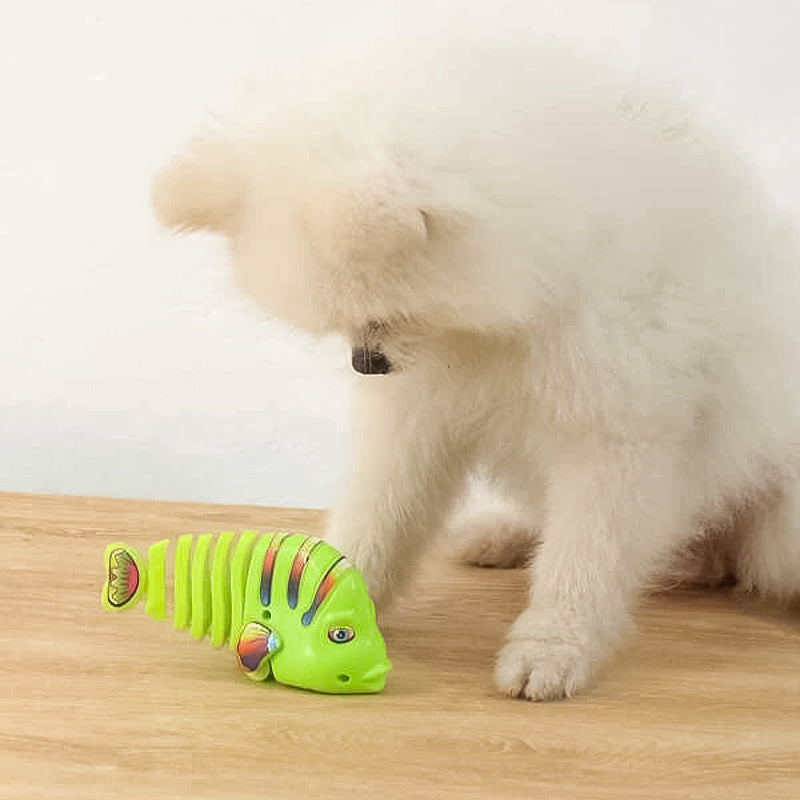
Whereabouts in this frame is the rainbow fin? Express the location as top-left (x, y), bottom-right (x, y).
top-left (235, 621), bottom-right (281, 681)
top-left (101, 541), bottom-right (168, 620)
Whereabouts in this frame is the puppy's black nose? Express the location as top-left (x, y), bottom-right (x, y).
top-left (352, 347), bottom-right (392, 375)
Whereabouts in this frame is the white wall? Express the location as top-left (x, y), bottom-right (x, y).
top-left (2, 1), bottom-right (799, 508)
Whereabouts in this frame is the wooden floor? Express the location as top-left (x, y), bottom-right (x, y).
top-left (1, 492), bottom-right (799, 799)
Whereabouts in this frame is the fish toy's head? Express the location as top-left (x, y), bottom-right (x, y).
top-left (240, 568), bottom-right (390, 694)
top-left (237, 535), bottom-right (391, 694)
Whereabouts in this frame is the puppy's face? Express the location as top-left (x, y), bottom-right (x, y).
top-left (151, 130), bottom-right (460, 342)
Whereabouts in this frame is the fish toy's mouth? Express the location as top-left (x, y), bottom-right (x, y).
top-left (355, 659), bottom-right (393, 691)
top-left (333, 659), bottom-right (392, 692)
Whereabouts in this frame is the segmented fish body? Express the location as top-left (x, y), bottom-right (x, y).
top-left (102, 532), bottom-right (390, 694)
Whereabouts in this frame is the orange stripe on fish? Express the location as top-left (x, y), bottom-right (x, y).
top-left (259, 533), bottom-right (288, 606)
top-left (301, 556), bottom-right (348, 626)
top-left (286, 536), bottom-right (322, 609)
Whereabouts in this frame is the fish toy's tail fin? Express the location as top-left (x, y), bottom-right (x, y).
top-left (100, 533), bottom-right (242, 645)
top-left (101, 540), bottom-right (168, 620)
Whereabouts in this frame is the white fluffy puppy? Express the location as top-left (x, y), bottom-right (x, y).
top-left (152, 38), bottom-right (800, 699)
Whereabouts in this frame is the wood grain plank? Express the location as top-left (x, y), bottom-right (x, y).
top-left (1, 492), bottom-right (798, 799)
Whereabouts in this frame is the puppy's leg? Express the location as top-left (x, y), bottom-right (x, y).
top-left (326, 375), bottom-right (470, 607)
top-left (451, 513), bottom-right (540, 568)
top-left (737, 479), bottom-right (800, 600)
top-left (655, 524), bottom-right (741, 591)
top-left (445, 471), bottom-right (546, 568)
top-left (495, 442), bottom-right (694, 700)
top-left (446, 477), bottom-right (544, 568)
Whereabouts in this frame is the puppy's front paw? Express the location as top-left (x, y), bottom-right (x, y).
top-left (494, 611), bottom-right (598, 701)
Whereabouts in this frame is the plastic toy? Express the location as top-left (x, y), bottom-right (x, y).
top-left (101, 531), bottom-right (391, 694)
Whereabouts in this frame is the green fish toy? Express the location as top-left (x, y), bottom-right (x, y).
top-left (101, 531), bottom-right (391, 694)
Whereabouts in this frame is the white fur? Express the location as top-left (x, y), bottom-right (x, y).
top-left (152, 37), bottom-right (800, 699)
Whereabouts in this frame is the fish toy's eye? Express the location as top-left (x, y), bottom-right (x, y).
top-left (327, 626), bottom-right (356, 644)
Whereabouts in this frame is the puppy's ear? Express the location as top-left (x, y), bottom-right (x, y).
top-left (151, 133), bottom-right (243, 234)
top-left (305, 175), bottom-right (431, 270)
